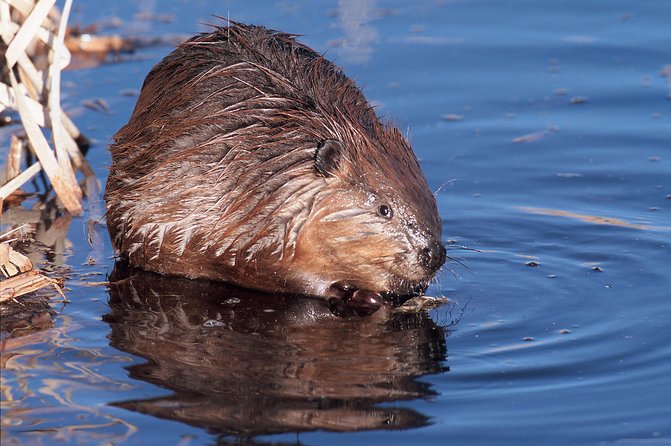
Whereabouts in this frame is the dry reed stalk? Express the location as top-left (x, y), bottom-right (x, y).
top-left (0, 0), bottom-right (91, 215)
top-left (0, 269), bottom-right (65, 302)
top-left (0, 240), bottom-right (33, 275)
top-left (0, 239), bottom-right (66, 302)
top-left (0, 160), bottom-right (41, 200)
top-left (6, 134), bottom-right (23, 180)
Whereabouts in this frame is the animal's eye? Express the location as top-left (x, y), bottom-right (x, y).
top-left (377, 204), bottom-right (393, 219)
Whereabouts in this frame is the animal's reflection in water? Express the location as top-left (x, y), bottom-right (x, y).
top-left (104, 267), bottom-right (449, 437)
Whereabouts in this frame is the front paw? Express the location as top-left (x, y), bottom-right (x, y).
top-left (328, 289), bottom-right (384, 317)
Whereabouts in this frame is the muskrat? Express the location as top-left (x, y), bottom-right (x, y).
top-left (105, 22), bottom-right (445, 312)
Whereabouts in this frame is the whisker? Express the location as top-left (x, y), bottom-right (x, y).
top-left (446, 255), bottom-right (469, 271)
top-left (433, 178), bottom-right (457, 197)
top-left (442, 265), bottom-right (462, 280)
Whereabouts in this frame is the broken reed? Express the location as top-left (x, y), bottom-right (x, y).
top-left (1, 0), bottom-right (91, 302)
top-left (1, 0), bottom-right (94, 215)
top-left (0, 238), bottom-right (65, 303)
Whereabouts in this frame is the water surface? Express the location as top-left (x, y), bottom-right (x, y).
top-left (2, 1), bottom-right (670, 445)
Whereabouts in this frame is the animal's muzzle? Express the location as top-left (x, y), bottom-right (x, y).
top-left (419, 241), bottom-right (447, 273)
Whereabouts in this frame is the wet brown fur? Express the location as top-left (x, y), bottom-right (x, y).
top-left (105, 22), bottom-right (444, 300)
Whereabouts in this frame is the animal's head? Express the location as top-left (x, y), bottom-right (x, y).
top-left (294, 134), bottom-right (445, 300)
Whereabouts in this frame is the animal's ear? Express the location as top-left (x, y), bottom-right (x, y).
top-left (314, 139), bottom-right (345, 177)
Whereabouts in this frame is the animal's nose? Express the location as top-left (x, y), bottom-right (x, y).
top-left (419, 241), bottom-right (446, 272)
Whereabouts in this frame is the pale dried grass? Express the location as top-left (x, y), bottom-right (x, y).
top-left (0, 0), bottom-right (93, 215)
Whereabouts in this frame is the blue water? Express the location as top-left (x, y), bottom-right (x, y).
top-left (2, 1), bottom-right (670, 445)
